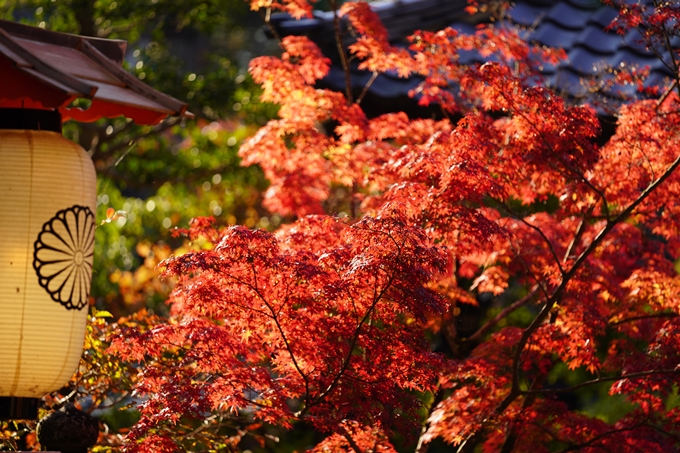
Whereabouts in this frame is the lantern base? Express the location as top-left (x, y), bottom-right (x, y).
top-left (0, 397), bottom-right (39, 420)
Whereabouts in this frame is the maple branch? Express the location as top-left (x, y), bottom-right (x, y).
top-left (414, 384), bottom-right (443, 453)
top-left (645, 423), bottom-right (680, 445)
top-left (657, 80), bottom-right (678, 110)
top-left (652, 4), bottom-right (680, 90)
top-left (341, 426), bottom-right (365, 453)
top-left (306, 268), bottom-right (395, 411)
top-left (96, 117), bottom-right (183, 179)
top-left (98, 117), bottom-right (181, 161)
top-left (330, 0), bottom-right (353, 104)
top-left (493, 83), bottom-right (611, 221)
top-left (259, 8), bottom-right (282, 42)
top-left (305, 228), bottom-right (408, 414)
top-left (464, 285), bottom-right (539, 343)
top-left (238, 262), bottom-right (312, 404)
top-left (570, 148), bottom-right (680, 280)
top-left (356, 71), bottom-right (379, 105)
top-left (90, 119), bottom-right (136, 155)
top-left (493, 199), bottom-right (565, 276)
top-left (609, 312), bottom-right (678, 326)
top-left (551, 159), bottom-right (611, 222)
top-left (522, 368), bottom-right (680, 395)
top-left (563, 212), bottom-right (590, 264)
top-left (531, 421), bottom-right (568, 448)
top-left (222, 274), bottom-right (276, 317)
top-left (498, 147), bottom-right (680, 414)
top-left (555, 421), bottom-right (647, 453)
top-left (507, 237), bottom-right (551, 300)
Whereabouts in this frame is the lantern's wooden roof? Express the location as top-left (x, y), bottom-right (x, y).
top-left (0, 20), bottom-right (190, 125)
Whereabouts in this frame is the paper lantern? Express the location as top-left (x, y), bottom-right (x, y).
top-left (0, 122), bottom-right (96, 411)
top-left (0, 19), bottom-right (189, 421)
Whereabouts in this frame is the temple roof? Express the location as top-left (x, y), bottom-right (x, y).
top-left (0, 20), bottom-right (190, 125)
top-left (270, 0), bottom-right (675, 118)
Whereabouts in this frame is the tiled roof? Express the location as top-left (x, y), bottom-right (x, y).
top-left (271, 0), bottom-right (675, 117)
top-left (507, 0), bottom-right (675, 105)
top-left (0, 20), bottom-right (190, 125)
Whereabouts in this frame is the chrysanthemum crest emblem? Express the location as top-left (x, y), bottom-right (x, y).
top-left (33, 205), bottom-right (95, 310)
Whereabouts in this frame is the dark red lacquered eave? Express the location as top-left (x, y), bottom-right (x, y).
top-left (0, 20), bottom-right (191, 125)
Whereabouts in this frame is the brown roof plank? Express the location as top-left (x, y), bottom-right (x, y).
top-left (0, 19), bottom-right (126, 63)
top-left (0, 27), bottom-right (97, 98)
top-left (80, 40), bottom-right (188, 115)
top-left (0, 41), bottom-right (27, 65)
top-left (87, 81), bottom-right (174, 113)
top-left (15, 38), bottom-right (124, 86)
top-left (0, 20), bottom-right (189, 123)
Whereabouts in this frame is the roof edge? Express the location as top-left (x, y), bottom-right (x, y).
top-left (0, 19), bottom-right (126, 64)
top-left (0, 27), bottom-right (97, 98)
top-left (79, 40), bottom-right (189, 116)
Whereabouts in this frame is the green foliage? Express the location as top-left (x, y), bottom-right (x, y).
top-left (1, 0), bottom-right (279, 314)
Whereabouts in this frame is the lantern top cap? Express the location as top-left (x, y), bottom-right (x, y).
top-left (0, 20), bottom-right (192, 125)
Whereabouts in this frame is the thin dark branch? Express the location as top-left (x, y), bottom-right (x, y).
top-left (235, 261), bottom-right (312, 406)
top-left (645, 423), bottom-right (680, 445)
top-left (556, 421), bottom-right (647, 453)
top-left (552, 159), bottom-right (611, 222)
top-left (356, 71), bottom-right (379, 105)
top-left (563, 211), bottom-right (591, 264)
top-left (508, 239), bottom-right (551, 300)
top-left (523, 369), bottom-right (680, 395)
top-left (414, 385), bottom-right (442, 453)
top-left (95, 117), bottom-right (182, 170)
top-left (609, 312), bottom-right (679, 326)
top-left (259, 8), bottom-right (282, 42)
top-left (494, 83), bottom-right (610, 220)
top-left (330, 0), bottom-right (353, 104)
top-left (497, 146), bottom-right (680, 415)
top-left (657, 80), bottom-right (678, 110)
top-left (465, 285), bottom-right (539, 342)
top-left (494, 200), bottom-right (565, 276)
top-left (341, 426), bottom-right (364, 453)
top-left (305, 268), bottom-right (397, 411)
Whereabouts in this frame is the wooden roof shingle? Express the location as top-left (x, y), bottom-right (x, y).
top-left (0, 20), bottom-right (190, 125)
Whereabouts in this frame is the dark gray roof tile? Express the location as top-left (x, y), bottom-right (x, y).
top-left (566, 0), bottom-right (603, 11)
top-left (608, 48), bottom-right (666, 72)
top-left (457, 48), bottom-right (485, 66)
top-left (604, 79), bottom-right (640, 99)
top-left (507, 2), bottom-right (548, 27)
top-left (589, 6), bottom-right (619, 28)
top-left (546, 2), bottom-right (595, 30)
top-left (575, 24), bottom-right (624, 54)
top-left (644, 71), bottom-right (673, 93)
top-left (278, 18), bottom-right (324, 34)
top-left (530, 23), bottom-right (580, 49)
top-left (623, 29), bottom-right (652, 55)
top-left (551, 68), bottom-right (592, 97)
top-left (566, 47), bottom-right (611, 75)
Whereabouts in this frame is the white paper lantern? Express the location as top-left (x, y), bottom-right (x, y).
top-left (0, 129), bottom-right (96, 399)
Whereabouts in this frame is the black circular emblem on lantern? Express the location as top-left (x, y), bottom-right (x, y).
top-left (33, 205), bottom-right (95, 310)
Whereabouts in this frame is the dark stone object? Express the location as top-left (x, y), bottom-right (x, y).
top-left (36, 405), bottom-right (99, 453)
top-left (0, 397), bottom-right (39, 420)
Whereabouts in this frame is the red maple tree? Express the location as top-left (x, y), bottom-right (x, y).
top-left (107, 1), bottom-right (680, 451)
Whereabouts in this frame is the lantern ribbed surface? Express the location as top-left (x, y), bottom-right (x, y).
top-left (0, 129), bottom-right (96, 398)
